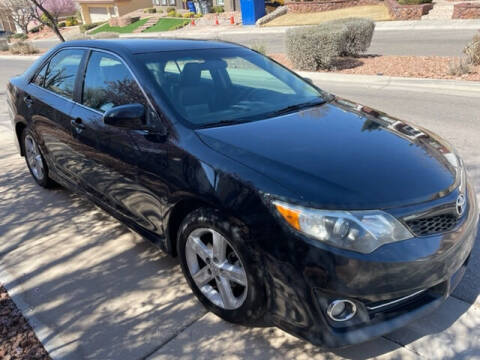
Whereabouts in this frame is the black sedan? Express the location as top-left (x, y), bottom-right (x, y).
top-left (7, 39), bottom-right (478, 348)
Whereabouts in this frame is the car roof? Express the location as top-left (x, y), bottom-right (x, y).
top-left (59, 39), bottom-right (240, 55)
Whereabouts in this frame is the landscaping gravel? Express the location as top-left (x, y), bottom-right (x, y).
top-left (0, 285), bottom-right (51, 360)
top-left (271, 54), bottom-right (480, 81)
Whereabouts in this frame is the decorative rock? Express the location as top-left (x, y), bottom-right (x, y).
top-left (452, 2), bottom-right (480, 18)
top-left (385, 0), bottom-right (433, 20)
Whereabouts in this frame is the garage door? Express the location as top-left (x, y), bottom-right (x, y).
top-left (89, 7), bottom-right (109, 23)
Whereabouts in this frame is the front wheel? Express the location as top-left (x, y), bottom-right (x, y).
top-left (177, 208), bottom-right (266, 325)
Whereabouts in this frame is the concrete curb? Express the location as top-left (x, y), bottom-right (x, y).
top-left (375, 19), bottom-right (480, 31)
top-left (299, 72), bottom-right (480, 98)
top-left (0, 262), bottom-right (82, 360)
top-left (0, 54), bottom-right (41, 60)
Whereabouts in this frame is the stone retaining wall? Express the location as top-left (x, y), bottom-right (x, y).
top-left (286, 0), bottom-right (378, 13)
top-left (385, 0), bottom-right (433, 20)
top-left (452, 2), bottom-right (480, 18)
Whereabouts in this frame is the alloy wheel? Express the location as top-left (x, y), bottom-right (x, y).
top-left (185, 228), bottom-right (248, 310)
top-left (25, 135), bottom-right (45, 181)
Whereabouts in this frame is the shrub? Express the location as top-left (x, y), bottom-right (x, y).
top-left (58, 22), bottom-right (66, 28)
top-left (92, 32), bottom-right (120, 39)
top-left (144, 7), bottom-right (157, 13)
top-left (329, 18), bottom-right (375, 56)
top-left (13, 33), bottom-right (28, 40)
top-left (398, 0), bottom-right (432, 4)
top-left (464, 34), bottom-right (480, 66)
top-left (80, 22), bottom-right (104, 33)
top-left (167, 10), bottom-right (177, 17)
top-left (30, 25), bottom-right (43, 33)
top-left (212, 5), bottom-right (224, 13)
top-left (448, 58), bottom-right (472, 76)
top-left (194, 13), bottom-right (202, 18)
top-left (166, 7), bottom-right (176, 12)
top-left (183, 12), bottom-right (195, 18)
top-left (65, 16), bottom-right (79, 26)
top-left (286, 25), bottom-right (347, 70)
top-left (285, 18), bottom-right (375, 70)
top-left (9, 41), bottom-right (39, 55)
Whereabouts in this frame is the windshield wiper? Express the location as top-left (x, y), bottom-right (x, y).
top-left (266, 99), bottom-right (326, 118)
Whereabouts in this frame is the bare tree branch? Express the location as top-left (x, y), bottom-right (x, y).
top-left (28, 0), bottom-right (65, 42)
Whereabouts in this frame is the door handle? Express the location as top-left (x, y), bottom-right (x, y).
top-left (24, 95), bottom-right (33, 107)
top-left (71, 118), bottom-right (85, 130)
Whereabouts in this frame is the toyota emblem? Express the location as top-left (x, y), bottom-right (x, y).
top-left (456, 194), bottom-right (466, 217)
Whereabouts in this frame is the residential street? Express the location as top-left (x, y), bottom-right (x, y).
top-left (0, 57), bottom-right (479, 359)
top-left (220, 28), bottom-right (480, 56)
top-left (32, 26), bottom-right (480, 57)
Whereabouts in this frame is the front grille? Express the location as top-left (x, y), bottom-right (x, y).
top-left (406, 214), bottom-right (458, 236)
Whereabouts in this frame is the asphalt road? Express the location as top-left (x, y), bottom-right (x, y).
top-left (32, 28), bottom-right (479, 56)
top-left (221, 29), bottom-right (480, 56)
top-left (1, 58), bottom-right (479, 359)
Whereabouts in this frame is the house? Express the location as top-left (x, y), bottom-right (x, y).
top-left (0, 9), bottom-right (17, 34)
top-left (152, 0), bottom-right (240, 13)
top-left (77, 0), bottom-right (153, 24)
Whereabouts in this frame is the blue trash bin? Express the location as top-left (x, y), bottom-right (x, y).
top-left (187, 1), bottom-right (197, 13)
top-left (240, 0), bottom-right (266, 25)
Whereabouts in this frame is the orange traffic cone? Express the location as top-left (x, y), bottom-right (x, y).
top-left (215, 15), bottom-right (219, 25)
top-left (191, 18), bottom-right (195, 26)
top-left (230, 15), bottom-right (234, 24)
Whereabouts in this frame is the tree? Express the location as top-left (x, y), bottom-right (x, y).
top-left (0, 0), bottom-right (35, 35)
top-left (27, 0), bottom-right (72, 42)
top-left (41, 0), bottom-right (76, 24)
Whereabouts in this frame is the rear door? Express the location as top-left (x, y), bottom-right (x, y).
top-left (69, 50), bottom-right (165, 234)
top-left (25, 48), bottom-right (86, 186)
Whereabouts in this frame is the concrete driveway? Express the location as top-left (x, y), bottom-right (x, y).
top-left (0, 59), bottom-right (479, 360)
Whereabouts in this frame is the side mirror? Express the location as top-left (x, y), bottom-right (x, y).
top-left (103, 103), bottom-right (146, 129)
top-left (303, 77), bottom-right (314, 84)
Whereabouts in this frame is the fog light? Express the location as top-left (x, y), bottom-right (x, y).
top-left (327, 300), bottom-right (357, 322)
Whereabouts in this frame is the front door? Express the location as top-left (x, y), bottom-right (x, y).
top-left (70, 50), bottom-right (165, 235)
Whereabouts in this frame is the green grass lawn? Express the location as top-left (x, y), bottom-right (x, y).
top-left (90, 18), bottom-right (149, 34)
top-left (143, 18), bottom-right (189, 33)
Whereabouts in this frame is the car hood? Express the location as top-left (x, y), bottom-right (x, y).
top-left (196, 99), bottom-right (459, 210)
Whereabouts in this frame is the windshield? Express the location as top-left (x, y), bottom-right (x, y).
top-left (137, 47), bottom-right (324, 128)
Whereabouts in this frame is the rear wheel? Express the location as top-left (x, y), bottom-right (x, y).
top-left (22, 129), bottom-right (55, 188)
top-left (177, 208), bottom-right (266, 324)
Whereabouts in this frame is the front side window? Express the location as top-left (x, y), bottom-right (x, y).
top-left (138, 48), bottom-right (323, 127)
top-left (44, 49), bottom-right (84, 99)
top-left (82, 51), bottom-right (146, 112)
top-left (33, 63), bottom-right (48, 87)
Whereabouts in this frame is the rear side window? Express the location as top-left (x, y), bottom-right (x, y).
top-left (44, 49), bottom-right (84, 99)
top-left (82, 51), bottom-right (146, 113)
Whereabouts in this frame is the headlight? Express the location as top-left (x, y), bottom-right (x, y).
top-left (273, 201), bottom-right (413, 254)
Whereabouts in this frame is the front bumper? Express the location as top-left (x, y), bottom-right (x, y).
top-left (261, 184), bottom-right (478, 348)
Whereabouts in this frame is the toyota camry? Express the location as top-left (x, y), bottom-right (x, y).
top-left (7, 39), bottom-right (478, 347)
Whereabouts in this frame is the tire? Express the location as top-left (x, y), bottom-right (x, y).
top-left (177, 208), bottom-right (266, 325)
top-left (22, 128), bottom-right (55, 188)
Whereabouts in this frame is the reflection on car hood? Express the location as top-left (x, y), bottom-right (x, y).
top-left (196, 99), bottom-right (458, 209)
